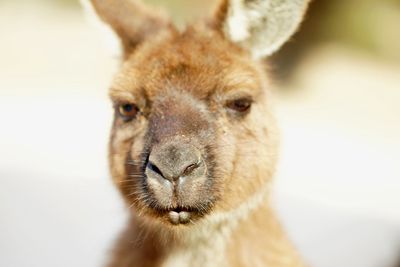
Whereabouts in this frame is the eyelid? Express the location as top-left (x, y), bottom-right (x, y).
top-left (225, 94), bottom-right (254, 103)
top-left (109, 89), bottom-right (136, 103)
top-left (113, 100), bottom-right (131, 108)
top-left (112, 98), bottom-right (136, 107)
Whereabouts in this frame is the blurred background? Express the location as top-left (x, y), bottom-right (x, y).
top-left (0, 0), bottom-right (399, 267)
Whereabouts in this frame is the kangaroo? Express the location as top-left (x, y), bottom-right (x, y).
top-left (86, 0), bottom-right (310, 266)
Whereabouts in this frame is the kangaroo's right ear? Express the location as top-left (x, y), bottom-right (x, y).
top-left (82, 0), bottom-right (172, 58)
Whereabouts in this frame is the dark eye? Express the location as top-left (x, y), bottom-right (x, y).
top-left (226, 98), bottom-right (252, 113)
top-left (118, 103), bottom-right (139, 121)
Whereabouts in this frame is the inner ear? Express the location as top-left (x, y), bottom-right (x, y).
top-left (212, 0), bottom-right (310, 59)
top-left (85, 0), bottom-right (173, 58)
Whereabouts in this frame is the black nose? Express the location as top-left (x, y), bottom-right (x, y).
top-left (145, 141), bottom-right (204, 182)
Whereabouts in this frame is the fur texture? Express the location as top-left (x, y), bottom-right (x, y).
top-left (85, 0), bottom-right (310, 266)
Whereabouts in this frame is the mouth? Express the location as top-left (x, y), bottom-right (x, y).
top-left (148, 205), bottom-right (209, 225)
top-left (161, 206), bottom-right (203, 225)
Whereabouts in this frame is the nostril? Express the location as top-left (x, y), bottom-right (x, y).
top-left (146, 142), bottom-right (204, 181)
top-left (182, 162), bottom-right (199, 177)
top-left (146, 161), bottom-right (164, 178)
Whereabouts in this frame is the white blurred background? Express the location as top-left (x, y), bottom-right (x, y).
top-left (0, 1), bottom-right (399, 267)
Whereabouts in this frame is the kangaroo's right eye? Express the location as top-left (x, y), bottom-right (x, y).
top-left (118, 103), bottom-right (139, 121)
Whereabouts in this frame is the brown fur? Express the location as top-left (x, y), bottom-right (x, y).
top-left (86, 0), bottom-right (309, 266)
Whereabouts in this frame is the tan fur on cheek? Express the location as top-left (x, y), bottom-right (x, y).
top-left (211, 90), bottom-right (278, 214)
top-left (109, 118), bottom-right (147, 184)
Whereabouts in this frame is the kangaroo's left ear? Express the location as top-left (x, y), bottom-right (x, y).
top-left (214, 0), bottom-right (310, 59)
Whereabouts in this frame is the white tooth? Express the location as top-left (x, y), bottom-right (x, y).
top-left (168, 211), bottom-right (180, 225)
top-left (178, 211), bottom-right (191, 224)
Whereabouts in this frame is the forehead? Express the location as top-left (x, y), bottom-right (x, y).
top-left (110, 26), bottom-right (264, 102)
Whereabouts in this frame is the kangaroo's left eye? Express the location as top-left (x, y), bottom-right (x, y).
top-left (226, 98), bottom-right (253, 114)
top-left (118, 103), bottom-right (139, 121)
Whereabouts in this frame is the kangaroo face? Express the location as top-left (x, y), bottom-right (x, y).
top-left (108, 28), bottom-right (278, 226)
top-left (87, 0), bottom-right (308, 227)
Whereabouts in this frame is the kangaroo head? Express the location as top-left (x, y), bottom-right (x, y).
top-left (87, 0), bottom-right (308, 227)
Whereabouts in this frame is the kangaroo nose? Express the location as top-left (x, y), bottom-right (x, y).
top-left (145, 141), bottom-right (204, 182)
